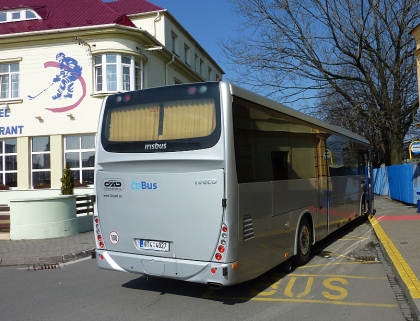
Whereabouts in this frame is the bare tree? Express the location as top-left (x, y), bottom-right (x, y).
top-left (221, 0), bottom-right (420, 165)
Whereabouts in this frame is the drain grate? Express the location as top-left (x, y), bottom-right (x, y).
top-left (30, 263), bottom-right (62, 270)
top-left (353, 255), bottom-right (378, 262)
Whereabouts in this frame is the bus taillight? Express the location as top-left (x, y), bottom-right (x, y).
top-left (95, 216), bottom-right (105, 250)
top-left (213, 224), bottom-right (229, 261)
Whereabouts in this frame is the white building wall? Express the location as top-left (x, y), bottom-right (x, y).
top-left (3, 43), bottom-right (99, 137)
top-left (0, 15), bottom-right (223, 205)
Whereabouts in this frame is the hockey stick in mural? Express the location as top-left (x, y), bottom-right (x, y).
top-left (28, 82), bottom-right (54, 100)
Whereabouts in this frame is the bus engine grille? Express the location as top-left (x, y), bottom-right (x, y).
top-left (243, 214), bottom-right (255, 241)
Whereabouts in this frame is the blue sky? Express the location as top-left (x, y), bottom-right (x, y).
top-left (150, 0), bottom-right (240, 80)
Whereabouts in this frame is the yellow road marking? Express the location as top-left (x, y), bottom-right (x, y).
top-left (201, 294), bottom-right (398, 308)
top-left (285, 277), bottom-right (314, 297)
top-left (322, 277), bottom-right (348, 300)
top-left (278, 273), bottom-right (387, 280)
top-left (298, 261), bottom-right (379, 269)
top-left (369, 215), bottom-right (420, 299)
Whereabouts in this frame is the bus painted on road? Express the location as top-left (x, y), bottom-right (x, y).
top-left (93, 81), bottom-right (374, 287)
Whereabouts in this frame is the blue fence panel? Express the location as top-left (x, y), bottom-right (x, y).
top-left (387, 164), bottom-right (414, 204)
top-left (373, 167), bottom-right (389, 196)
top-left (413, 163), bottom-right (420, 203)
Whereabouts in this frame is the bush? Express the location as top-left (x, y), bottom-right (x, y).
top-left (60, 162), bottom-right (74, 195)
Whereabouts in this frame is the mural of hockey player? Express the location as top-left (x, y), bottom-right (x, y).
top-left (28, 52), bottom-right (87, 113)
top-left (51, 52), bottom-right (83, 100)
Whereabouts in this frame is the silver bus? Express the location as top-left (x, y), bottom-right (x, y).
top-left (93, 81), bottom-right (374, 288)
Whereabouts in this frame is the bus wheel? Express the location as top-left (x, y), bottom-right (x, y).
top-left (292, 217), bottom-right (312, 266)
top-left (358, 196), bottom-right (368, 222)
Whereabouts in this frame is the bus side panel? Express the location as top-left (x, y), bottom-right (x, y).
top-left (236, 182), bottom-right (272, 283)
top-left (271, 178), bottom-right (318, 267)
top-left (328, 175), bottom-right (361, 233)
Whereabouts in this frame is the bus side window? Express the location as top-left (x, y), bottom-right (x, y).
top-left (271, 151), bottom-right (289, 180)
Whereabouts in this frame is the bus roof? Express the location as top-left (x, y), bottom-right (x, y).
top-left (227, 82), bottom-right (370, 146)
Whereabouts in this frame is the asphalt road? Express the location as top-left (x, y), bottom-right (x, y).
top-left (0, 220), bottom-right (413, 321)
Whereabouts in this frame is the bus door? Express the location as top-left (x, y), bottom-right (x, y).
top-left (358, 150), bottom-right (374, 215)
top-left (316, 136), bottom-right (330, 239)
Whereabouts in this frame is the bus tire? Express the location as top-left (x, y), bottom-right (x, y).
top-left (358, 195), bottom-right (368, 223)
top-left (292, 217), bottom-right (312, 266)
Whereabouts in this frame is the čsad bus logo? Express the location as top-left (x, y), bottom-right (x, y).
top-left (102, 179), bottom-right (125, 191)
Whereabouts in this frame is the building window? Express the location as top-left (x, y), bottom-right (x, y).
top-left (0, 138), bottom-right (17, 188)
top-left (0, 9), bottom-right (40, 23)
top-left (208, 67), bottom-right (212, 81)
top-left (32, 136), bottom-right (51, 188)
top-left (0, 62), bottom-right (19, 99)
top-left (184, 44), bottom-right (190, 65)
top-left (64, 135), bottom-right (95, 185)
top-left (171, 31), bottom-right (178, 54)
top-left (94, 54), bottom-right (142, 93)
top-left (200, 59), bottom-right (204, 76)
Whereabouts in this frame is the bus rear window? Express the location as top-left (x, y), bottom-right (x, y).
top-left (101, 83), bottom-right (221, 153)
top-left (108, 99), bottom-right (216, 141)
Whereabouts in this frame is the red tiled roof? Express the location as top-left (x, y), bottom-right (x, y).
top-left (105, 0), bottom-right (162, 15)
top-left (0, 0), bottom-right (163, 36)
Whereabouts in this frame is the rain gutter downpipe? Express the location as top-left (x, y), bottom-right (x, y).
top-left (165, 53), bottom-right (175, 85)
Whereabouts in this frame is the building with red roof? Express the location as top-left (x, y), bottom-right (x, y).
top-left (0, 0), bottom-right (224, 235)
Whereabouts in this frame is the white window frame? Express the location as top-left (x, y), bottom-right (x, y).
top-left (171, 31), bottom-right (178, 54)
top-left (94, 54), bottom-right (143, 93)
top-left (184, 44), bottom-right (190, 65)
top-left (0, 138), bottom-right (17, 189)
top-left (200, 59), bottom-right (204, 76)
top-left (64, 135), bottom-right (95, 186)
top-left (31, 136), bottom-right (51, 188)
top-left (195, 55), bottom-right (199, 73)
top-left (0, 62), bottom-right (19, 99)
top-left (0, 9), bottom-right (40, 23)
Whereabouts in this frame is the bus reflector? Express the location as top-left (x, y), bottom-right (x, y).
top-left (211, 268), bottom-right (216, 274)
top-left (284, 253), bottom-right (289, 258)
top-left (232, 262), bottom-right (238, 269)
top-left (215, 253), bottom-right (222, 261)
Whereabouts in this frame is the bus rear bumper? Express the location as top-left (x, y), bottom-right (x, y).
top-left (95, 249), bottom-right (237, 286)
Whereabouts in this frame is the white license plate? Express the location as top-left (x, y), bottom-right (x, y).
top-left (140, 239), bottom-right (170, 252)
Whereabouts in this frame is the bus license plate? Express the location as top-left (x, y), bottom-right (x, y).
top-left (140, 239), bottom-right (169, 252)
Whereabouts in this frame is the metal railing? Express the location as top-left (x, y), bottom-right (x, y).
top-left (76, 195), bottom-right (94, 216)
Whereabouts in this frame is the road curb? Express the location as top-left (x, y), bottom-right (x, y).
top-left (369, 215), bottom-right (420, 321)
top-left (0, 249), bottom-right (95, 267)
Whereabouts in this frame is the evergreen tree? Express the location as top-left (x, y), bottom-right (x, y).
top-left (60, 162), bottom-right (74, 195)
